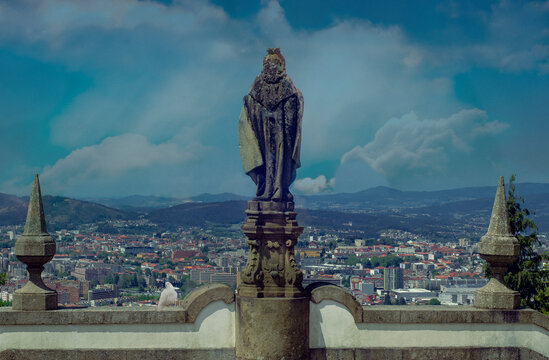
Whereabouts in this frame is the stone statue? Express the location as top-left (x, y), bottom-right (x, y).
top-left (238, 47), bottom-right (303, 202)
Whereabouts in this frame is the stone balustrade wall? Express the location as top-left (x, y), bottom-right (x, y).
top-left (1, 283), bottom-right (548, 359)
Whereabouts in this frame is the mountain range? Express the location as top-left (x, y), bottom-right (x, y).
top-left (1, 183), bottom-right (548, 238)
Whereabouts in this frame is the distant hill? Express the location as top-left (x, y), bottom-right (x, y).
top-left (147, 200), bottom-right (248, 227)
top-left (88, 195), bottom-right (186, 212)
top-left (296, 183), bottom-right (549, 210)
top-left (1, 183), bottom-right (548, 237)
top-left (189, 192), bottom-right (249, 203)
top-left (0, 193), bottom-right (134, 229)
top-left (89, 192), bottom-right (248, 212)
top-left (0, 193), bottom-right (28, 225)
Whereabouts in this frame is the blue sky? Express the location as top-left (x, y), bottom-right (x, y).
top-left (0, 0), bottom-right (548, 198)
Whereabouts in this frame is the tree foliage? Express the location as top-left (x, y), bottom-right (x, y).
top-left (345, 254), bottom-right (418, 268)
top-left (427, 298), bottom-right (441, 305)
top-left (504, 175), bottom-right (549, 314)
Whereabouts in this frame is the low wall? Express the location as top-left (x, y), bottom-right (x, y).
top-left (1, 284), bottom-right (548, 359)
top-left (311, 301), bottom-right (549, 359)
top-left (0, 283), bottom-right (236, 360)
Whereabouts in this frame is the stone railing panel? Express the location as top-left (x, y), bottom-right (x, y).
top-left (306, 282), bottom-right (362, 323)
top-left (180, 283), bottom-right (235, 323)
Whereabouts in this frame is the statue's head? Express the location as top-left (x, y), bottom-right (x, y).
top-left (262, 47), bottom-right (286, 84)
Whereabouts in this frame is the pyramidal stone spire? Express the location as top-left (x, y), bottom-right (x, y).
top-left (23, 174), bottom-right (48, 236)
top-left (475, 176), bottom-right (520, 309)
top-left (486, 176), bottom-right (512, 237)
top-left (13, 174), bottom-right (57, 311)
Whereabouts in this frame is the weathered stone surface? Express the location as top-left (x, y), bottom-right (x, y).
top-left (235, 296), bottom-right (309, 360)
top-left (309, 347), bottom-right (548, 360)
top-left (475, 176), bottom-right (520, 309)
top-left (0, 349), bottom-right (236, 360)
top-left (238, 47), bottom-right (303, 202)
top-left (180, 283), bottom-right (235, 323)
top-left (12, 292), bottom-right (57, 312)
top-left (477, 177), bottom-right (519, 257)
top-left (12, 175), bottom-right (57, 311)
top-left (322, 349), bottom-right (354, 360)
top-left (533, 310), bottom-right (549, 331)
top-left (1, 348), bottom-right (546, 360)
top-left (355, 348), bottom-right (403, 359)
top-left (520, 348), bottom-right (549, 360)
top-left (361, 306), bottom-right (549, 329)
top-left (239, 201), bottom-right (304, 298)
top-left (2, 305), bottom-right (547, 329)
top-left (0, 307), bottom-right (186, 325)
top-left (475, 280), bottom-right (520, 309)
top-left (307, 283), bottom-right (362, 323)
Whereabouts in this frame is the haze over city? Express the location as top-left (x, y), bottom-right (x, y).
top-left (1, 0), bottom-right (548, 198)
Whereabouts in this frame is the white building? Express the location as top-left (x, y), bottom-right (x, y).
top-left (439, 286), bottom-right (478, 305)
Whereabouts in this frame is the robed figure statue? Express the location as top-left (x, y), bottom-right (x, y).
top-left (238, 48), bottom-right (303, 202)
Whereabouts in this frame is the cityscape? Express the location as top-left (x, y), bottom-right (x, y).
top-left (1, 0), bottom-right (548, 358)
top-left (1, 187), bottom-right (547, 308)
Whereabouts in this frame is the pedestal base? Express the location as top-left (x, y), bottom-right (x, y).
top-left (240, 200), bottom-right (305, 298)
top-left (236, 295), bottom-right (309, 360)
top-left (475, 278), bottom-right (520, 309)
top-left (12, 290), bottom-right (57, 311)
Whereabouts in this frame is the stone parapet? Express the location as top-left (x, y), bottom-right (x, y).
top-left (1, 303), bottom-right (548, 359)
top-left (362, 305), bottom-right (549, 330)
top-left (2, 304), bottom-right (545, 330)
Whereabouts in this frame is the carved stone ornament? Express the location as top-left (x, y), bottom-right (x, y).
top-left (12, 175), bottom-right (57, 310)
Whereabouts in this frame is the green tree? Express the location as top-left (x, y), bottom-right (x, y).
top-left (0, 272), bottom-right (7, 306)
top-left (427, 298), bottom-right (441, 305)
top-left (504, 175), bottom-right (549, 314)
top-left (345, 254), bottom-right (360, 266)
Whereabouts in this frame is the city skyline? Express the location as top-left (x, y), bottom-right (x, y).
top-left (1, 0), bottom-right (548, 198)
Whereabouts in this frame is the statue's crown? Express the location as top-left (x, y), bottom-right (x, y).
top-left (267, 47), bottom-right (281, 55)
top-left (264, 47), bottom-right (285, 68)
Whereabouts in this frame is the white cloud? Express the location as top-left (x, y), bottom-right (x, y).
top-left (40, 133), bottom-right (202, 193)
top-left (341, 109), bottom-right (508, 183)
top-left (293, 175), bottom-right (335, 195)
top-left (0, 0), bottom-right (227, 41)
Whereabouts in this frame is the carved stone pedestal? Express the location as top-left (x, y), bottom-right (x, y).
top-left (12, 262), bottom-right (57, 311)
top-left (239, 201), bottom-right (304, 298)
top-left (235, 296), bottom-right (309, 360)
top-left (236, 201), bottom-right (309, 359)
top-left (475, 254), bottom-right (520, 309)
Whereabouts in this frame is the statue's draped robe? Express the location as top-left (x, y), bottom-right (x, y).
top-left (238, 74), bottom-right (303, 201)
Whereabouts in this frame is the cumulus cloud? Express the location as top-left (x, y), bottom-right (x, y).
top-left (341, 109), bottom-right (508, 186)
top-left (293, 175), bottom-right (335, 195)
top-left (40, 133), bottom-right (202, 193)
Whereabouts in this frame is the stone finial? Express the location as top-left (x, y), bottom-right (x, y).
top-left (486, 176), bottom-right (513, 240)
top-left (475, 176), bottom-right (520, 309)
top-left (23, 174), bottom-right (49, 236)
top-left (13, 174), bottom-right (57, 310)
